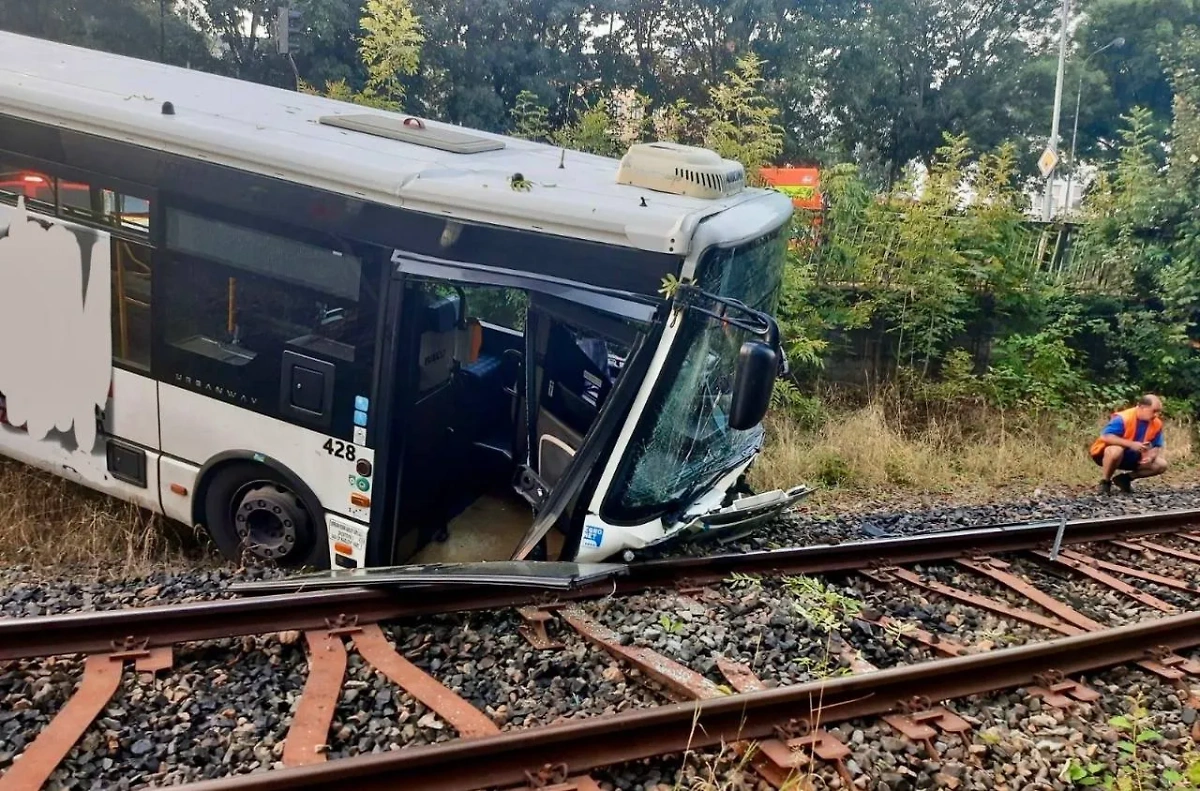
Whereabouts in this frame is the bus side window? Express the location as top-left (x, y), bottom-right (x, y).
top-left (460, 286), bottom-right (527, 332)
top-left (60, 183), bottom-right (150, 237)
top-left (0, 158), bottom-right (56, 214)
top-left (112, 232), bottom-right (153, 371)
top-left (0, 157), bottom-right (152, 369)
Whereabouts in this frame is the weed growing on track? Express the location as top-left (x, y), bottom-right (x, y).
top-left (781, 574), bottom-right (862, 633)
top-left (1064, 694), bottom-right (1200, 789)
top-left (0, 458), bottom-right (212, 577)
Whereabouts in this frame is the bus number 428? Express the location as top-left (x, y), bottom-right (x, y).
top-left (323, 438), bottom-right (356, 461)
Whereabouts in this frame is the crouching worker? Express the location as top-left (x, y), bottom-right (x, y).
top-left (1089, 394), bottom-right (1168, 494)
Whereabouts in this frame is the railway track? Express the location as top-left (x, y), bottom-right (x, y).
top-left (4, 508), bottom-right (1200, 790)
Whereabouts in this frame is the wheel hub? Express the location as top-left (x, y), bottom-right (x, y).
top-left (233, 484), bottom-right (308, 561)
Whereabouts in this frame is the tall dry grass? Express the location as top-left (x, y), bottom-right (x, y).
top-left (1, 398), bottom-right (1196, 575)
top-left (0, 459), bottom-right (209, 577)
top-left (751, 400), bottom-right (1197, 509)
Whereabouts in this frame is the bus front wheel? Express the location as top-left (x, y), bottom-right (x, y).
top-left (201, 462), bottom-right (327, 569)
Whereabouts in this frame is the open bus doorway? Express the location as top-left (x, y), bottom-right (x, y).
top-left (388, 276), bottom-right (637, 565)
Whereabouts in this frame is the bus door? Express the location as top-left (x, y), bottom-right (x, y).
top-left (379, 252), bottom-right (651, 565)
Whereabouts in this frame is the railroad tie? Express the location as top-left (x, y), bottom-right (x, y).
top-left (557, 606), bottom-right (724, 701)
top-left (715, 659), bottom-right (855, 790)
top-left (954, 555), bottom-right (1200, 688)
top-left (855, 612), bottom-right (973, 658)
top-left (352, 624), bottom-right (498, 739)
top-left (1055, 547), bottom-right (1196, 597)
top-left (861, 567), bottom-right (1083, 636)
top-left (1107, 538), bottom-right (1200, 567)
top-left (282, 630), bottom-right (348, 766)
top-left (0, 640), bottom-right (172, 791)
top-left (954, 557), bottom-right (1105, 631)
top-left (555, 606), bottom-right (861, 789)
top-left (1029, 549), bottom-right (1176, 613)
top-left (283, 618), bottom-right (501, 767)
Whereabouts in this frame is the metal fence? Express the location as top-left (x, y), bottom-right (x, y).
top-left (793, 211), bottom-right (1132, 295)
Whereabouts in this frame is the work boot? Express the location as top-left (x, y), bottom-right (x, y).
top-left (1097, 479), bottom-right (1112, 496)
top-left (1113, 473), bottom-right (1133, 494)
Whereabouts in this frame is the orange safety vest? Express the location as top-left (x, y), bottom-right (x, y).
top-left (1089, 407), bottom-right (1163, 457)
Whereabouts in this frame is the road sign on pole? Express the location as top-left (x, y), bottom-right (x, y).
top-left (1038, 147), bottom-right (1059, 179)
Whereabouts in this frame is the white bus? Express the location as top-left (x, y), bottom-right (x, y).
top-left (0, 31), bottom-right (805, 571)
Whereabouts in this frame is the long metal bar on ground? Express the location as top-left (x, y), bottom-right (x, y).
top-left (3, 508), bottom-right (1199, 662)
top-left (171, 610), bottom-right (1200, 791)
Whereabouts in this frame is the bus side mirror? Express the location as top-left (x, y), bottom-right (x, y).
top-left (729, 340), bottom-right (778, 431)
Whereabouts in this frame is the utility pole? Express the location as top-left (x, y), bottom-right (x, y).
top-left (1064, 37), bottom-right (1124, 214)
top-left (275, 4), bottom-right (303, 91)
top-left (159, 0), bottom-right (166, 62)
top-left (1042, 0), bottom-right (1071, 221)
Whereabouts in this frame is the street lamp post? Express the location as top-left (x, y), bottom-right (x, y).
top-left (1063, 36), bottom-right (1125, 215)
top-left (1042, 0), bottom-right (1071, 221)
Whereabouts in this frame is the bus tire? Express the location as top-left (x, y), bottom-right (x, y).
top-left (200, 461), bottom-right (327, 569)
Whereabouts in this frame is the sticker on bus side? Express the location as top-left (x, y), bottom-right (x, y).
top-left (582, 525), bottom-right (604, 549)
top-left (327, 513), bottom-right (369, 569)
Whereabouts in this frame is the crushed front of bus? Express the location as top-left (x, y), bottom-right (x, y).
top-left (573, 200), bottom-right (811, 562)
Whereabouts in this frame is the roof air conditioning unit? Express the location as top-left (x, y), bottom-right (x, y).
top-left (616, 142), bottom-right (746, 199)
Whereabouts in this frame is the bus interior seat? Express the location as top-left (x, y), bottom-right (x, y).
top-left (416, 293), bottom-right (459, 394)
top-left (530, 322), bottom-right (615, 486)
top-left (397, 289), bottom-right (464, 543)
top-left (537, 410), bottom-right (582, 487)
top-left (458, 353), bottom-right (513, 436)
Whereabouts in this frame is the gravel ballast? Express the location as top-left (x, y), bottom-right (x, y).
top-left (597, 665), bottom-right (1200, 790)
top-left (5, 485), bottom-right (1200, 788)
top-left (651, 484), bottom-right (1200, 559)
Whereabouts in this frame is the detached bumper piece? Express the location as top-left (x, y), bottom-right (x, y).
top-left (227, 560), bottom-right (628, 595)
top-left (679, 484), bottom-right (813, 540)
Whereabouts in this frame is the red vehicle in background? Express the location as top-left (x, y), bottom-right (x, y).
top-left (759, 166), bottom-right (823, 251)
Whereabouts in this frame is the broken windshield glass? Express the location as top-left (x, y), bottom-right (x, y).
top-left (608, 228), bottom-right (788, 519)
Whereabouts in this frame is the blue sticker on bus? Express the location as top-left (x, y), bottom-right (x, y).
top-left (353, 409), bottom-right (368, 427)
top-left (355, 395), bottom-right (369, 412)
top-left (582, 525), bottom-right (604, 549)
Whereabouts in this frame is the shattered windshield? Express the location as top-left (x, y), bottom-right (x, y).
top-left (607, 226), bottom-right (788, 519)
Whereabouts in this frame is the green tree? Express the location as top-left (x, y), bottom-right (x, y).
top-left (404, 0), bottom-right (595, 132)
top-left (510, 90), bottom-right (552, 141)
top-left (550, 99), bottom-right (620, 156)
top-left (284, 0), bottom-right (372, 93)
top-left (192, 0), bottom-right (280, 79)
top-left (1073, 0), bottom-right (1197, 156)
top-left (359, 0), bottom-right (424, 104)
top-left (0, 0), bottom-right (216, 70)
top-left (300, 0), bottom-right (423, 110)
top-left (701, 52), bottom-right (784, 181)
top-left (819, 0), bottom-right (1060, 184)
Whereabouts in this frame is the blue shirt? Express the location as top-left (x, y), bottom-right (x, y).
top-left (1102, 414), bottom-right (1163, 447)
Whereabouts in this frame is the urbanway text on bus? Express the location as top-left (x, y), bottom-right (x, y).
top-left (174, 374), bottom-right (260, 406)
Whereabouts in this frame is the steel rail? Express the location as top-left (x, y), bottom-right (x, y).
top-left (2, 507), bottom-right (1198, 662)
top-left (173, 609), bottom-right (1200, 791)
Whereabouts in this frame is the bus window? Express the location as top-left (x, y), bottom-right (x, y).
top-left (159, 208), bottom-right (376, 432)
top-left (0, 158), bottom-right (149, 238)
top-left (0, 159), bottom-right (56, 213)
top-left (163, 256), bottom-right (370, 367)
top-left (459, 286), bottom-right (527, 332)
top-left (112, 235), bottom-right (153, 370)
top-left (60, 182), bottom-right (149, 236)
top-left (110, 193), bottom-right (150, 234)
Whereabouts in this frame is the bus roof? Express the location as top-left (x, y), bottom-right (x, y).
top-left (0, 31), bottom-right (773, 256)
